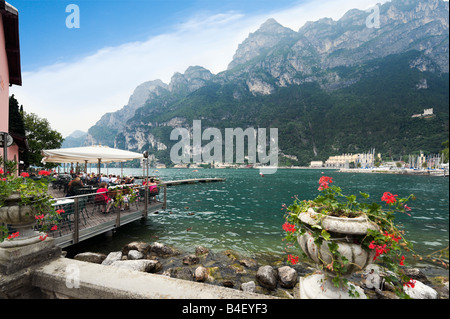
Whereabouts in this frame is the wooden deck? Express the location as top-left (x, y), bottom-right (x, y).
top-left (45, 178), bottom-right (225, 248)
top-left (47, 187), bottom-right (165, 248)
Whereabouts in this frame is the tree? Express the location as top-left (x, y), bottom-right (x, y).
top-left (9, 95), bottom-right (26, 136)
top-left (442, 140), bottom-right (449, 163)
top-left (22, 112), bottom-right (64, 169)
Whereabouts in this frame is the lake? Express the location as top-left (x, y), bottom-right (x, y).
top-left (66, 168), bottom-right (449, 267)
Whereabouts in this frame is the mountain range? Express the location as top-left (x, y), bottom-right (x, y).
top-left (80, 0), bottom-right (449, 166)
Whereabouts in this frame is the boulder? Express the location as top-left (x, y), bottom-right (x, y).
top-left (193, 266), bottom-right (209, 282)
top-left (110, 260), bottom-right (162, 273)
top-left (224, 250), bottom-right (240, 261)
top-left (101, 251), bottom-right (122, 265)
top-left (403, 280), bottom-right (439, 299)
top-left (240, 258), bottom-right (258, 268)
top-left (183, 254), bottom-right (200, 265)
top-left (151, 242), bottom-right (178, 257)
top-left (74, 252), bottom-right (106, 264)
top-left (256, 265), bottom-right (277, 290)
top-left (122, 242), bottom-right (151, 256)
top-left (128, 250), bottom-right (144, 260)
top-left (241, 281), bottom-right (256, 293)
top-left (278, 266), bottom-right (298, 288)
top-left (195, 246), bottom-right (209, 256)
top-left (403, 268), bottom-right (431, 284)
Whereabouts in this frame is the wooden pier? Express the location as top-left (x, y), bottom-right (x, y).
top-left (47, 186), bottom-right (166, 248)
top-left (46, 178), bottom-right (225, 248)
top-left (161, 177), bottom-right (225, 186)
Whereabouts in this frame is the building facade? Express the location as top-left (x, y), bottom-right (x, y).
top-left (1, 1), bottom-right (22, 171)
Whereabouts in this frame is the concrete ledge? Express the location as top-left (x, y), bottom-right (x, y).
top-left (32, 258), bottom-right (277, 299)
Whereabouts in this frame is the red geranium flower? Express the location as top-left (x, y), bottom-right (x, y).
top-left (20, 172), bottom-right (30, 177)
top-left (381, 192), bottom-right (398, 204)
top-left (318, 176), bottom-right (333, 191)
top-left (287, 254), bottom-right (299, 265)
top-left (8, 232), bottom-right (19, 240)
top-left (282, 222), bottom-right (296, 233)
top-left (403, 279), bottom-right (416, 288)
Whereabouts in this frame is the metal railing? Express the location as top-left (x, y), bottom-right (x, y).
top-left (46, 184), bottom-right (167, 247)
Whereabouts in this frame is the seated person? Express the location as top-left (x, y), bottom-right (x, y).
top-left (143, 178), bottom-right (159, 202)
top-left (94, 182), bottom-right (113, 213)
top-left (67, 177), bottom-right (83, 196)
top-left (148, 178), bottom-right (158, 193)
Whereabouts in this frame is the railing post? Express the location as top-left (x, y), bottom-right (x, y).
top-left (116, 204), bottom-right (121, 227)
top-left (144, 185), bottom-right (148, 217)
top-left (73, 197), bottom-right (79, 244)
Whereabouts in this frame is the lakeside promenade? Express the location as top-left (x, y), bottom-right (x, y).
top-left (338, 167), bottom-right (449, 177)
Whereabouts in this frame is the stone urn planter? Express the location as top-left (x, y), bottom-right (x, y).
top-left (297, 208), bottom-right (379, 299)
top-left (0, 193), bottom-right (43, 248)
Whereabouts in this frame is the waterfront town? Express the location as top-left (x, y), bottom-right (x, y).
top-left (1, 0), bottom-right (449, 304)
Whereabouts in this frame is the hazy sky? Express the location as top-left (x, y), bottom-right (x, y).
top-left (9, 0), bottom-right (391, 137)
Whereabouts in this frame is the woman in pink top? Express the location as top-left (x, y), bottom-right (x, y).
top-left (95, 182), bottom-right (113, 213)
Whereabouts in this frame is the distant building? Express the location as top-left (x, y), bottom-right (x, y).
top-left (310, 161), bottom-right (323, 168)
top-left (411, 108), bottom-right (434, 118)
top-left (325, 149), bottom-right (376, 168)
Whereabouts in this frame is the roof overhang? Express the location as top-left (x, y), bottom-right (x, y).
top-left (1, 1), bottom-right (22, 86)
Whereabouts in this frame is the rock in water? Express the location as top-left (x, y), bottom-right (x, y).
top-left (128, 250), bottom-right (144, 260)
top-left (278, 266), bottom-right (298, 288)
top-left (241, 281), bottom-right (256, 293)
top-left (122, 242), bottom-right (151, 256)
top-left (193, 266), bottom-right (209, 282)
top-left (101, 251), bottom-right (122, 265)
top-left (74, 252), bottom-right (106, 264)
top-left (110, 260), bottom-right (162, 273)
top-left (256, 265), bottom-right (277, 290)
top-left (183, 254), bottom-right (200, 265)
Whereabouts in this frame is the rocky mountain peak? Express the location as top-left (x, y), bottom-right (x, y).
top-left (227, 18), bottom-right (298, 70)
top-left (168, 66), bottom-right (213, 93)
top-left (258, 18), bottom-right (294, 34)
top-left (127, 79), bottom-right (168, 111)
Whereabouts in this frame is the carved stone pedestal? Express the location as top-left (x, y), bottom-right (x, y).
top-left (0, 237), bottom-right (61, 275)
top-left (299, 274), bottom-right (366, 299)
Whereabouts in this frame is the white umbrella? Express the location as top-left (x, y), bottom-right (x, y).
top-left (41, 145), bottom-right (144, 174)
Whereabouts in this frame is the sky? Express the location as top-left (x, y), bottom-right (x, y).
top-left (8, 0), bottom-right (392, 138)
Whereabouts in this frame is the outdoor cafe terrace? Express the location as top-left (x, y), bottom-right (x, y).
top-left (46, 181), bottom-right (166, 248)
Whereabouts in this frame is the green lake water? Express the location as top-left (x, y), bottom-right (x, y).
top-left (67, 168), bottom-right (449, 267)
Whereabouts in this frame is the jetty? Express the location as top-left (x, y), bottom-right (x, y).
top-left (47, 188), bottom-right (166, 248)
top-left (161, 177), bottom-right (225, 186)
top-left (46, 178), bottom-right (226, 248)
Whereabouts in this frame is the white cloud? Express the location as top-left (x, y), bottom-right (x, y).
top-left (10, 0), bottom-right (389, 137)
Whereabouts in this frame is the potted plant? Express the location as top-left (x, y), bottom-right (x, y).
top-left (283, 176), bottom-right (417, 299)
top-left (0, 168), bottom-right (61, 245)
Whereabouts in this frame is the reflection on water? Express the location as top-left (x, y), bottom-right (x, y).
top-left (67, 168), bottom-right (449, 264)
